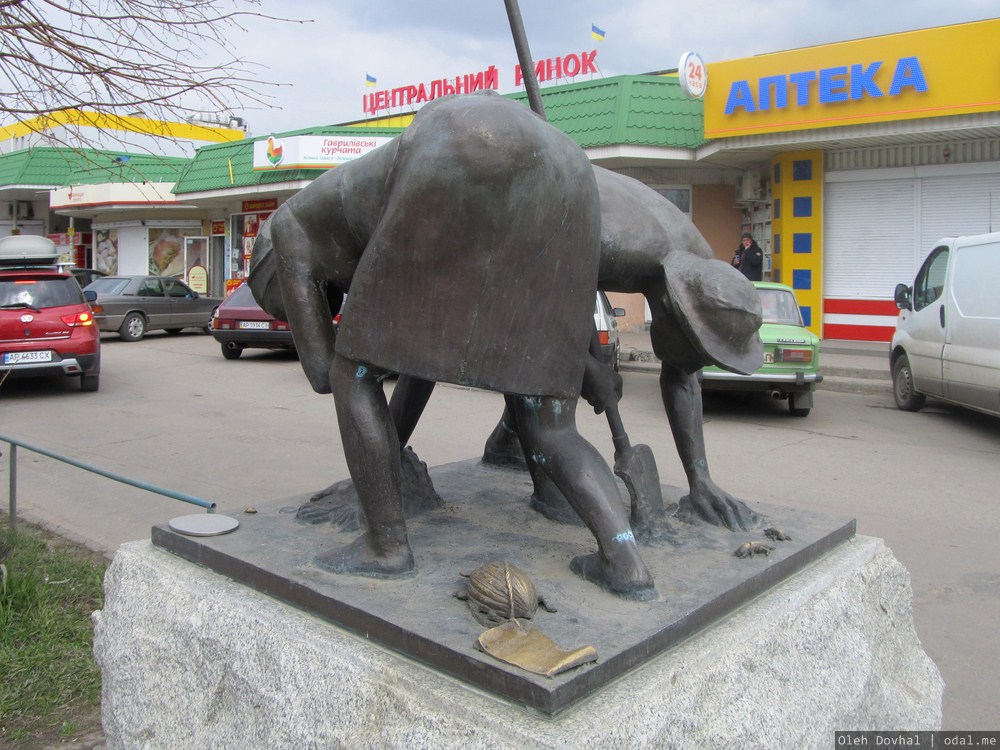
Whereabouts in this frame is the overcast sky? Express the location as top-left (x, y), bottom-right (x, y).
top-left (235, 1), bottom-right (998, 136)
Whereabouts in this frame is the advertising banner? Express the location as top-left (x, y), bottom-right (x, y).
top-left (252, 135), bottom-right (393, 171)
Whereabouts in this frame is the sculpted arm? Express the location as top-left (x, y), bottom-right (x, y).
top-left (269, 204), bottom-right (340, 393)
top-left (266, 143), bottom-right (396, 394)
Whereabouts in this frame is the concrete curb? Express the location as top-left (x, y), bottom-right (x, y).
top-left (618, 342), bottom-right (893, 396)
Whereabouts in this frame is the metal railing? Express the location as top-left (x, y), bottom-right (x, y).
top-left (2, 432), bottom-right (216, 531)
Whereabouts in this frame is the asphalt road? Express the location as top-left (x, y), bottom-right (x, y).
top-left (2, 330), bottom-right (998, 730)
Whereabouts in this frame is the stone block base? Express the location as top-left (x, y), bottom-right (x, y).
top-left (93, 536), bottom-right (943, 749)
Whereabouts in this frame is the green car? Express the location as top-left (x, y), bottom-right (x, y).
top-left (699, 281), bottom-right (823, 416)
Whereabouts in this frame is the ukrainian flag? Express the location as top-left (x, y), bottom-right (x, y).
top-left (591, 24), bottom-right (605, 42)
top-left (365, 73), bottom-right (377, 87)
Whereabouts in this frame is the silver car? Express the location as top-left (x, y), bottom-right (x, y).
top-left (595, 291), bottom-right (624, 371)
top-left (84, 275), bottom-right (222, 341)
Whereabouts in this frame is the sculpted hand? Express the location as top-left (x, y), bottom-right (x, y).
top-left (677, 476), bottom-right (761, 531)
top-left (581, 355), bottom-right (623, 414)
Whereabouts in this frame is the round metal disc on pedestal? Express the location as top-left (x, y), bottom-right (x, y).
top-left (168, 514), bottom-right (239, 537)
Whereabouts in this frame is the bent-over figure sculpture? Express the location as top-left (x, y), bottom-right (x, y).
top-left (252, 91), bottom-right (656, 599)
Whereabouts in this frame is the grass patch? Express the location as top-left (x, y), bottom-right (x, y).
top-left (0, 519), bottom-right (107, 746)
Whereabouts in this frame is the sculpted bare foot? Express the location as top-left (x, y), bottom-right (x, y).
top-left (297, 479), bottom-right (362, 530)
top-left (570, 536), bottom-right (656, 601)
top-left (677, 479), bottom-right (761, 531)
top-left (296, 448), bottom-right (441, 532)
top-left (314, 532), bottom-right (415, 579)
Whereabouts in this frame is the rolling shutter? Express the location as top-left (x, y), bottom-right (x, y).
top-left (824, 178), bottom-right (916, 298)
top-left (918, 172), bottom-right (1000, 248)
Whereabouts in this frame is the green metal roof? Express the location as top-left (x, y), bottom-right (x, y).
top-left (174, 74), bottom-right (706, 196)
top-left (508, 75), bottom-right (707, 150)
top-left (0, 147), bottom-right (188, 187)
top-left (172, 126), bottom-right (405, 195)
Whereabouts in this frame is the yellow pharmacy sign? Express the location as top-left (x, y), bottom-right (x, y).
top-left (704, 18), bottom-right (1000, 139)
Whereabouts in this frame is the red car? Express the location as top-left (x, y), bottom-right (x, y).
top-left (210, 281), bottom-right (295, 359)
top-left (0, 236), bottom-right (101, 391)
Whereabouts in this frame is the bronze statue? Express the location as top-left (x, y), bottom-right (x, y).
top-left (488, 167), bottom-right (765, 531)
top-left (252, 91), bottom-right (656, 599)
top-left (361, 166), bottom-right (767, 534)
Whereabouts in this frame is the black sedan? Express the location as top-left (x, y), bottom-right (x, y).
top-left (84, 275), bottom-right (222, 341)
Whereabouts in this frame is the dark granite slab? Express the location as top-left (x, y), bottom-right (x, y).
top-left (152, 458), bottom-right (855, 717)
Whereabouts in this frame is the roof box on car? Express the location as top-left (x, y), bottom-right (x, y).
top-left (0, 235), bottom-right (59, 266)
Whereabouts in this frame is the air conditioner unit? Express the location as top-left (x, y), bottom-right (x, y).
top-left (739, 172), bottom-right (761, 201)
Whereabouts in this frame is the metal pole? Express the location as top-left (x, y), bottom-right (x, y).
top-left (504, 0), bottom-right (546, 120)
top-left (8, 444), bottom-right (16, 532)
top-left (0, 432), bottom-right (215, 513)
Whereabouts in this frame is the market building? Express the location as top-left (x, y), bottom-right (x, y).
top-left (0, 111), bottom-right (245, 296)
top-left (39, 17), bottom-right (1000, 341)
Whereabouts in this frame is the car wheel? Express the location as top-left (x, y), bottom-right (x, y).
top-left (221, 342), bottom-right (244, 360)
top-left (80, 372), bottom-right (100, 392)
top-left (892, 354), bottom-right (926, 412)
top-left (788, 393), bottom-right (810, 417)
top-left (119, 312), bottom-right (146, 342)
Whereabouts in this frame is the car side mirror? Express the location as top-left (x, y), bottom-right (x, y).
top-left (84, 290), bottom-right (97, 303)
top-left (893, 283), bottom-right (912, 311)
top-left (612, 307), bottom-right (626, 318)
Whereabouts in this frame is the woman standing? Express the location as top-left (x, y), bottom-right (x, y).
top-left (732, 232), bottom-right (764, 281)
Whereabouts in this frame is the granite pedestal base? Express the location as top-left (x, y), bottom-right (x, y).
top-left (94, 533), bottom-right (943, 749)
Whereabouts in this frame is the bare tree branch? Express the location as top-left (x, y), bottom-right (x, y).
top-left (0, 0), bottom-right (308, 154)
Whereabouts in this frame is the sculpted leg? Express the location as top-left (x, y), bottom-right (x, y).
top-left (316, 353), bottom-right (414, 577)
top-left (512, 395), bottom-right (655, 600)
top-left (389, 375), bottom-right (436, 445)
top-left (659, 363), bottom-right (761, 531)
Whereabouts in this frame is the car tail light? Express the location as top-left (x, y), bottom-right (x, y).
top-left (61, 310), bottom-right (94, 327)
top-left (90, 303), bottom-right (104, 314)
top-left (274, 321), bottom-right (290, 331)
top-left (597, 331), bottom-right (610, 346)
top-left (776, 348), bottom-right (813, 363)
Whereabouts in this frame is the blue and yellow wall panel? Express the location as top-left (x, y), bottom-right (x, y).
top-left (770, 150), bottom-right (823, 336)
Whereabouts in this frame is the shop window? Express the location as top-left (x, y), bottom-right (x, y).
top-left (793, 233), bottom-right (812, 253)
top-left (800, 305), bottom-right (812, 326)
top-left (653, 187), bottom-right (691, 215)
top-left (773, 162), bottom-right (781, 185)
top-left (148, 228), bottom-right (189, 277)
top-left (793, 197), bottom-right (812, 217)
top-left (230, 212), bottom-right (271, 279)
top-left (792, 159), bottom-right (813, 181)
top-left (792, 269), bottom-right (812, 290)
top-left (774, 198), bottom-right (781, 219)
top-left (94, 228), bottom-right (119, 274)
top-left (773, 234), bottom-right (781, 254)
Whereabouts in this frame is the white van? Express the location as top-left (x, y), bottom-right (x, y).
top-left (890, 233), bottom-right (1000, 417)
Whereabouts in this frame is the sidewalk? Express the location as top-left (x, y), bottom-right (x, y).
top-left (617, 328), bottom-right (891, 395)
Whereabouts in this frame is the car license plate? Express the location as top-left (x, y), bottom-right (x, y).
top-left (238, 321), bottom-right (270, 330)
top-left (3, 350), bottom-right (53, 364)
top-left (763, 352), bottom-right (775, 364)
